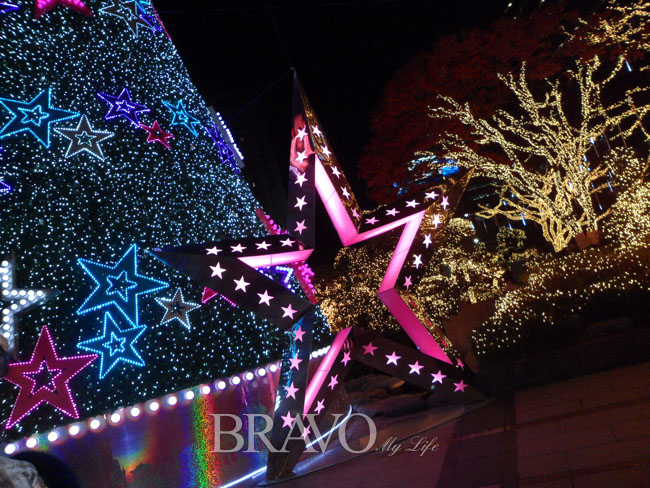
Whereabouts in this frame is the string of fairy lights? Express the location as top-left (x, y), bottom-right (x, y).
top-left (0, 2), bottom-right (328, 438)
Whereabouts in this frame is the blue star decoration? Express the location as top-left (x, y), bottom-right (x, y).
top-left (78, 312), bottom-right (146, 379)
top-left (0, 89), bottom-right (79, 148)
top-left (77, 244), bottom-right (168, 326)
top-left (162, 100), bottom-right (201, 136)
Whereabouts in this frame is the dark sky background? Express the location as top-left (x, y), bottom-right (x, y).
top-left (153, 0), bottom-right (517, 262)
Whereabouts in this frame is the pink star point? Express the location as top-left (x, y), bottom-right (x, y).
top-left (314, 399), bottom-right (325, 415)
top-left (328, 374), bottom-right (339, 390)
top-left (280, 411), bottom-right (295, 429)
top-left (431, 370), bottom-right (446, 384)
top-left (341, 351), bottom-right (351, 366)
top-left (454, 380), bottom-right (467, 392)
top-left (294, 220), bottom-right (307, 234)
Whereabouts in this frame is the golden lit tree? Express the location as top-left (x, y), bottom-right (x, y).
top-left (419, 56), bottom-right (650, 252)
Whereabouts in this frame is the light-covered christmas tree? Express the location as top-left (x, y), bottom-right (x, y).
top-left (0, 0), bottom-right (327, 438)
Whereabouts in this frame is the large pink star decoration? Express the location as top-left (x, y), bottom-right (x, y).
top-left (152, 78), bottom-right (482, 481)
top-left (3, 325), bottom-right (97, 429)
top-left (34, 0), bottom-right (93, 19)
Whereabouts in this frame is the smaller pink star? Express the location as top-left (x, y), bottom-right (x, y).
top-left (301, 424), bottom-right (311, 440)
top-left (284, 382), bottom-right (299, 400)
top-left (454, 380), bottom-right (467, 392)
top-left (456, 358), bottom-right (465, 370)
top-left (362, 342), bottom-right (378, 356)
top-left (408, 360), bottom-right (424, 375)
top-left (314, 399), bottom-right (325, 414)
top-left (386, 208), bottom-right (399, 217)
top-left (385, 351), bottom-right (401, 366)
top-left (293, 325), bottom-right (305, 341)
top-left (365, 217), bottom-right (379, 225)
top-left (281, 411), bottom-right (295, 428)
top-left (294, 220), bottom-right (307, 234)
top-left (328, 374), bottom-right (339, 390)
top-left (289, 356), bottom-right (302, 370)
top-left (283, 304), bottom-right (298, 320)
top-left (280, 237), bottom-right (295, 247)
top-left (441, 196), bottom-right (450, 209)
top-left (425, 190), bottom-right (439, 200)
top-left (403, 275), bottom-right (412, 289)
top-left (431, 370), bottom-right (446, 384)
top-left (341, 351), bottom-right (351, 366)
top-left (352, 208), bottom-right (360, 219)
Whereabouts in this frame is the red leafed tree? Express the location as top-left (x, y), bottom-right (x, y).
top-left (359, 3), bottom-right (586, 203)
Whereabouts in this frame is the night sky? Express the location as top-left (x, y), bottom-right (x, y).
top-left (154, 0), bottom-right (514, 196)
top-left (153, 0), bottom-right (516, 262)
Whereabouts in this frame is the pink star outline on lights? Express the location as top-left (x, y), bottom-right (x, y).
top-left (3, 325), bottom-right (97, 429)
top-left (362, 342), bottom-right (378, 356)
top-left (140, 120), bottom-right (174, 149)
top-left (34, 0), bottom-right (93, 19)
top-left (284, 382), bottom-right (299, 400)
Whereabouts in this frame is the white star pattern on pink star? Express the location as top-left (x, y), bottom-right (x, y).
top-left (408, 360), bottom-right (424, 375)
top-left (280, 237), bottom-right (295, 247)
top-left (206, 246), bottom-right (221, 255)
top-left (292, 325), bottom-right (305, 341)
top-left (413, 254), bottom-right (423, 269)
top-left (341, 351), bottom-right (351, 366)
top-left (431, 370), bottom-right (446, 384)
top-left (283, 304), bottom-right (298, 319)
top-left (362, 342), bottom-right (378, 355)
top-left (314, 399), bottom-right (325, 414)
top-left (257, 290), bottom-right (273, 306)
top-left (385, 351), bottom-right (401, 365)
top-left (289, 356), bottom-right (302, 370)
top-left (295, 196), bottom-right (307, 211)
top-left (404, 275), bottom-right (412, 289)
top-left (294, 220), bottom-right (307, 234)
top-left (210, 263), bottom-right (226, 278)
top-left (281, 411), bottom-right (295, 428)
top-left (296, 150), bottom-right (308, 163)
top-left (341, 187), bottom-right (350, 199)
top-left (330, 166), bottom-right (341, 177)
top-left (423, 234), bottom-right (432, 247)
top-left (322, 146), bottom-right (332, 158)
top-left (295, 172), bottom-right (308, 186)
top-left (312, 125), bottom-right (322, 137)
top-left (233, 276), bottom-right (250, 292)
top-left (454, 380), bottom-right (467, 392)
top-left (284, 382), bottom-right (299, 399)
top-left (256, 241), bottom-right (271, 250)
top-left (230, 243), bottom-right (246, 253)
top-left (432, 214), bottom-right (442, 228)
top-left (296, 127), bottom-right (308, 140)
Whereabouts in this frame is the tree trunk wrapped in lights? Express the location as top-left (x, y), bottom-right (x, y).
top-left (419, 56), bottom-right (650, 252)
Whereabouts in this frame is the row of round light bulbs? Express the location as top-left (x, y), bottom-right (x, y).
top-left (3, 345), bottom-right (331, 455)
